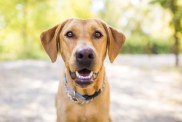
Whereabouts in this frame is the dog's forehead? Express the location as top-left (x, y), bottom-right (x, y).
top-left (64, 19), bottom-right (104, 29)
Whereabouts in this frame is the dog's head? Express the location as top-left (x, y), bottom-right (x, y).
top-left (41, 18), bottom-right (125, 88)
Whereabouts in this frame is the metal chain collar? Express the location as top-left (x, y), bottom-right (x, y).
top-left (64, 75), bottom-right (105, 105)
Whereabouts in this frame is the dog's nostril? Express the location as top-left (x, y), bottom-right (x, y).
top-left (88, 53), bottom-right (94, 59)
top-left (77, 53), bottom-right (83, 59)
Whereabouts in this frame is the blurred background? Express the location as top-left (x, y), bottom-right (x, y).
top-left (0, 0), bottom-right (182, 122)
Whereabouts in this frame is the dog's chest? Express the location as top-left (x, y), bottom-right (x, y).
top-left (78, 115), bottom-right (87, 122)
top-left (65, 102), bottom-right (107, 122)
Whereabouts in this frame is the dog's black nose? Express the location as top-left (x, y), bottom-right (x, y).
top-left (76, 47), bottom-right (95, 67)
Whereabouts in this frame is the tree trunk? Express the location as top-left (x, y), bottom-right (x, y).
top-left (22, 0), bottom-right (27, 44)
top-left (174, 32), bottom-right (179, 67)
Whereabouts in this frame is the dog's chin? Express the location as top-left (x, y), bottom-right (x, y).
top-left (69, 69), bottom-right (98, 87)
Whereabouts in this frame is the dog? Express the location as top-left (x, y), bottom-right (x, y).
top-left (40, 18), bottom-right (125, 122)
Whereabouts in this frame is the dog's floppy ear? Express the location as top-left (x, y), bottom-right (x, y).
top-left (40, 20), bottom-right (69, 62)
top-left (107, 26), bottom-right (125, 63)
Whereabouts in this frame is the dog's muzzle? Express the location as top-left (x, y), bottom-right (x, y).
top-left (70, 47), bottom-right (98, 87)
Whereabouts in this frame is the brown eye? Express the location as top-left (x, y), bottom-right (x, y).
top-left (94, 31), bottom-right (103, 39)
top-left (65, 31), bottom-right (74, 38)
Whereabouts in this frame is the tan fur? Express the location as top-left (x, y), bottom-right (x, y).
top-left (40, 18), bottom-right (125, 122)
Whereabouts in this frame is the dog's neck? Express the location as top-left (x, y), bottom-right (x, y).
top-left (65, 66), bottom-right (105, 96)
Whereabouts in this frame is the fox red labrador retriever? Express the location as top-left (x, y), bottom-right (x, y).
top-left (40, 18), bottom-right (125, 122)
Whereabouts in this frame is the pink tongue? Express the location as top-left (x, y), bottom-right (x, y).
top-left (78, 69), bottom-right (91, 76)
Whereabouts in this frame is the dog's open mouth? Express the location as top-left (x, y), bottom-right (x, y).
top-left (70, 69), bottom-right (98, 87)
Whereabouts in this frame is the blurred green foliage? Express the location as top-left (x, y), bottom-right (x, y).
top-left (151, 0), bottom-right (182, 66)
top-left (0, 0), bottom-right (181, 60)
top-left (123, 36), bottom-right (173, 54)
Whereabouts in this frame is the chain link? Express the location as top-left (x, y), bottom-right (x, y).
top-left (64, 80), bottom-right (105, 105)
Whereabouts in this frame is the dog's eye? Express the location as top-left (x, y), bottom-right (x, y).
top-left (65, 31), bottom-right (74, 38)
top-left (94, 31), bottom-right (103, 39)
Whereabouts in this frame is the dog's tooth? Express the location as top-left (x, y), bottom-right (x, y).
top-left (93, 73), bottom-right (97, 79)
top-left (92, 74), bottom-right (95, 79)
top-left (76, 71), bottom-right (82, 79)
top-left (81, 76), bottom-right (85, 79)
top-left (89, 71), bottom-right (93, 78)
top-left (76, 71), bottom-right (79, 77)
top-left (90, 72), bottom-right (93, 78)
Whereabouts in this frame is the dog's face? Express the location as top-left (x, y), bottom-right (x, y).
top-left (60, 19), bottom-right (107, 87)
top-left (41, 18), bottom-right (125, 87)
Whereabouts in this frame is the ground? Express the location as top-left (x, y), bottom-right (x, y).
top-left (0, 55), bottom-right (182, 122)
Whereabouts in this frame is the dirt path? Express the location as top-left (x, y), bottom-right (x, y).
top-left (0, 55), bottom-right (182, 122)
